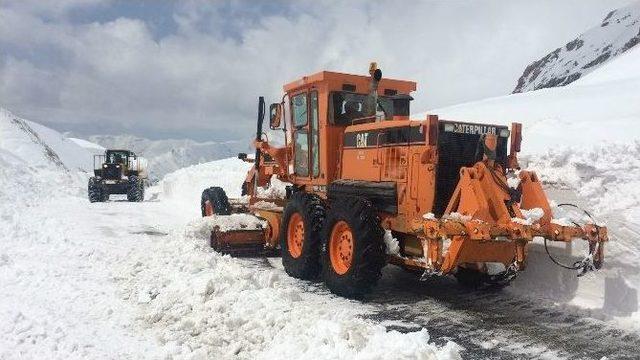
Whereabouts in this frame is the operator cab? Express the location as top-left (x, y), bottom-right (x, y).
top-left (105, 150), bottom-right (135, 165)
top-left (269, 67), bottom-right (417, 185)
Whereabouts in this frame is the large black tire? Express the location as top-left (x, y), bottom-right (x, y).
top-left (200, 187), bottom-right (231, 216)
top-left (321, 197), bottom-right (386, 298)
top-left (88, 177), bottom-right (104, 203)
top-left (101, 190), bottom-right (110, 202)
top-left (127, 176), bottom-right (144, 202)
top-left (454, 265), bottom-right (512, 290)
top-left (454, 266), bottom-right (488, 289)
top-left (280, 192), bottom-right (326, 280)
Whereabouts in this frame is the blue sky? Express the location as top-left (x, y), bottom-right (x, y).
top-left (0, 0), bottom-right (634, 141)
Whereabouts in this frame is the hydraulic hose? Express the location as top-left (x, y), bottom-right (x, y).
top-left (543, 203), bottom-right (601, 275)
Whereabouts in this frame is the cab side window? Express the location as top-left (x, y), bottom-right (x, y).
top-left (292, 93), bottom-right (308, 127)
top-left (294, 131), bottom-right (309, 176)
top-left (310, 91), bottom-right (320, 177)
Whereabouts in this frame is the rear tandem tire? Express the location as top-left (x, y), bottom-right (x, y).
top-left (321, 197), bottom-right (386, 298)
top-left (200, 187), bottom-right (231, 216)
top-left (280, 191), bottom-right (326, 280)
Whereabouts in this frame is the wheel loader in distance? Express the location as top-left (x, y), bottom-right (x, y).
top-left (88, 149), bottom-right (148, 203)
top-left (200, 63), bottom-right (608, 298)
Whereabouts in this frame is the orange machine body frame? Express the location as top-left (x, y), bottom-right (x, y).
top-left (238, 67), bottom-right (607, 277)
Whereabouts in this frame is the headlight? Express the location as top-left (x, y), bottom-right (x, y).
top-left (103, 164), bottom-right (107, 168)
top-left (499, 129), bottom-right (510, 138)
top-left (115, 165), bottom-right (120, 168)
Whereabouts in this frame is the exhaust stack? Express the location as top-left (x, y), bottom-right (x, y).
top-left (364, 62), bottom-right (383, 120)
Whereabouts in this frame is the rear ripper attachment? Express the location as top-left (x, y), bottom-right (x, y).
top-left (198, 63), bottom-right (609, 298)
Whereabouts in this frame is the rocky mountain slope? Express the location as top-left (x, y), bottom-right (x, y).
top-left (513, 2), bottom-right (640, 93)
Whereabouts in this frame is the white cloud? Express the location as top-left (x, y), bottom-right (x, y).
top-left (0, 0), bottom-right (635, 140)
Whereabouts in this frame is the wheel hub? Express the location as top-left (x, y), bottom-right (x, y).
top-left (287, 212), bottom-right (304, 258)
top-left (204, 200), bottom-right (214, 216)
top-left (329, 221), bottom-right (353, 275)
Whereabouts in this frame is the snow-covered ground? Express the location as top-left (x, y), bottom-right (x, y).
top-left (0, 110), bottom-right (460, 359)
top-left (2, 13), bottom-right (640, 357)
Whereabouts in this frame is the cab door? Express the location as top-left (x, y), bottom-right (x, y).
top-left (291, 91), bottom-right (320, 182)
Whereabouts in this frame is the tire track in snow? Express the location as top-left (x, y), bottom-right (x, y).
top-left (366, 268), bottom-right (640, 360)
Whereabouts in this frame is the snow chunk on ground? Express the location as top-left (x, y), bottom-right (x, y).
top-left (161, 158), bottom-right (252, 221)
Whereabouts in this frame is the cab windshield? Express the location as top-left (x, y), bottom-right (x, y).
top-left (329, 91), bottom-right (394, 125)
top-left (106, 151), bottom-right (130, 164)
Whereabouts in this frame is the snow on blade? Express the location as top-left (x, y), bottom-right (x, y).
top-left (188, 214), bottom-right (266, 235)
top-left (256, 175), bottom-right (290, 199)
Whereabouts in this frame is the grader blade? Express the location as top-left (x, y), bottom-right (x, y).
top-left (210, 228), bottom-right (268, 257)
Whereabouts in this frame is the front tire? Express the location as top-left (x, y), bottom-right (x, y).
top-left (127, 176), bottom-right (144, 202)
top-left (280, 192), bottom-right (326, 280)
top-left (321, 197), bottom-right (386, 298)
top-left (88, 177), bottom-right (104, 203)
top-left (200, 187), bottom-right (231, 216)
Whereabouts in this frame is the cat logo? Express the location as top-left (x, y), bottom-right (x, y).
top-left (356, 132), bottom-right (369, 148)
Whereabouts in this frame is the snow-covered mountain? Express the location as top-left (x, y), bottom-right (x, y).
top-left (0, 108), bottom-right (95, 174)
top-left (87, 134), bottom-right (251, 180)
top-left (513, 2), bottom-right (640, 93)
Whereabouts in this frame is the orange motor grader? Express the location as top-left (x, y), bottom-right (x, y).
top-left (200, 63), bottom-right (608, 298)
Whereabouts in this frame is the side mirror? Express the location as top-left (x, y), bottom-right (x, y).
top-left (269, 103), bottom-right (282, 129)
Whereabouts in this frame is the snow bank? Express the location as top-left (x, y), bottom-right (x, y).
top-left (116, 219), bottom-right (460, 359)
top-left (0, 109), bottom-right (160, 357)
top-left (160, 157), bottom-right (252, 220)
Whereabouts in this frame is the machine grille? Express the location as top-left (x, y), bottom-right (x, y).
top-left (103, 164), bottom-right (122, 180)
top-left (433, 122), bottom-right (508, 216)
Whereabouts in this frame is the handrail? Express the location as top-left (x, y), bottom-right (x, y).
top-left (350, 115), bottom-right (377, 126)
